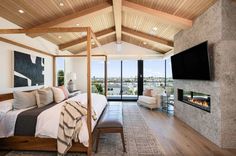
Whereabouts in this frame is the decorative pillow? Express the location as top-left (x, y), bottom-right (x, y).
top-left (36, 88), bottom-right (54, 108)
top-left (58, 85), bottom-right (70, 99)
top-left (13, 91), bottom-right (37, 110)
top-left (52, 87), bottom-right (66, 103)
top-left (143, 89), bottom-right (153, 97)
top-left (0, 99), bottom-right (14, 113)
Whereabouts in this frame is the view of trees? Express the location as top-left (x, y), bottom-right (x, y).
top-left (57, 70), bottom-right (64, 86)
top-left (92, 81), bottom-right (104, 94)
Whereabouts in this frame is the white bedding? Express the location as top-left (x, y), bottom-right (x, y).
top-left (0, 93), bottom-right (107, 147)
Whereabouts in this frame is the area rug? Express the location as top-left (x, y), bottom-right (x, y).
top-left (4, 104), bottom-right (165, 156)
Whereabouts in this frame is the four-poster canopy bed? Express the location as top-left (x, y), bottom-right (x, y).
top-left (0, 27), bottom-right (107, 156)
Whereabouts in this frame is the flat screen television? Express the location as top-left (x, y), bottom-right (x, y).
top-left (171, 41), bottom-right (211, 80)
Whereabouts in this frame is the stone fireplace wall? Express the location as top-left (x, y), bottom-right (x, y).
top-left (174, 0), bottom-right (236, 148)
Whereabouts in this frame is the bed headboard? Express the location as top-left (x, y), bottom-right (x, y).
top-left (0, 93), bottom-right (14, 102)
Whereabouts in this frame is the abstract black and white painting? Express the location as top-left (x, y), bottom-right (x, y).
top-left (14, 51), bottom-right (45, 87)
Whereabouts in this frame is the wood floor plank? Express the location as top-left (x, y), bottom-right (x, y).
top-left (120, 102), bottom-right (236, 156)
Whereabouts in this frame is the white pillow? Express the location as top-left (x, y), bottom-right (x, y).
top-left (52, 87), bottom-right (66, 103)
top-left (0, 99), bottom-right (13, 113)
top-left (13, 91), bottom-right (37, 110)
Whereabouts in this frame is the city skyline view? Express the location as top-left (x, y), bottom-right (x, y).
top-left (92, 59), bottom-right (173, 78)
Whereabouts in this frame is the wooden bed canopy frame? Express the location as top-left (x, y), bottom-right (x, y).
top-left (0, 27), bottom-right (108, 156)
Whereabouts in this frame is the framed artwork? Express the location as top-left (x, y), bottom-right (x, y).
top-left (14, 51), bottom-right (45, 87)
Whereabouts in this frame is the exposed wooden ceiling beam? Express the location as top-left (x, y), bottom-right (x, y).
top-left (28, 2), bottom-right (113, 37)
top-left (0, 27), bottom-right (101, 47)
top-left (112, 0), bottom-right (122, 43)
top-left (0, 27), bottom-right (88, 34)
top-left (59, 27), bottom-right (115, 50)
top-left (90, 29), bottom-right (102, 47)
top-left (122, 26), bottom-right (174, 48)
top-left (122, 0), bottom-right (192, 29)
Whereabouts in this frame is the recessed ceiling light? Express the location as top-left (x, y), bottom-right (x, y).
top-left (133, 25), bottom-right (137, 28)
top-left (143, 41), bottom-right (147, 45)
top-left (152, 27), bottom-right (158, 31)
top-left (58, 36), bottom-right (62, 39)
top-left (76, 23), bottom-right (80, 26)
top-left (81, 32), bottom-right (86, 36)
top-left (92, 42), bottom-right (95, 45)
top-left (59, 2), bottom-right (64, 6)
top-left (18, 10), bottom-right (24, 14)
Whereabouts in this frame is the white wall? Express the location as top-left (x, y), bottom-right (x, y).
top-left (0, 17), bottom-right (58, 94)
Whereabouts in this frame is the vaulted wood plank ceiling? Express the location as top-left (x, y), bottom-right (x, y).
top-left (0, 0), bottom-right (216, 54)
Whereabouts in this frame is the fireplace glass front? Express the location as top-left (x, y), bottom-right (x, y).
top-left (178, 89), bottom-right (210, 112)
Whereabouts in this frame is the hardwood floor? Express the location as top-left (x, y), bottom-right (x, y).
top-left (121, 102), bottom-right (236, 156)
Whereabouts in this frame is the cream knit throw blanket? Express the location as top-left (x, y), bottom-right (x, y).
top-left (57, 100), bottom-right (96, 155)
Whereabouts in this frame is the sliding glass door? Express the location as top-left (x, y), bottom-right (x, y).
top-left (91, 60), bottom-right (105, 95)
top-left (122, 60), bottom-right (138, 100)
top-left (107, 60), bottom-right (138, 101)
top-left (143, 60), bottom-right (165, 89)
top-left (106, 59), bottom-right (174, 101)
top-left (107, 60), bottom-right (122, 100)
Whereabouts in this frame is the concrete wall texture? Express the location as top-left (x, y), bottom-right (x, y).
top-left (174, 0), bottom-right (236, 148)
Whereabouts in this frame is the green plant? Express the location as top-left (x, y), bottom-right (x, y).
top-left (94, 83), bottom-right (104, 94)
top-left (57, 70), bottom-right (64, 86)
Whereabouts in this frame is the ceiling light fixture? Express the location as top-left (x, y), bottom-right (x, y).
top-left (59, 2), bottom-right (64, 6)
top-left (152, 27), bottom-right (158, 31)
top-left (92, 42), bottom-right (95, 45)
top-left (18, 10), bottom-right (24, 14)
top-left (58, 36), bottom-right (62, 39)
top-left (143, 41), bottom-right (147, 45)
top-left (81, 32), bottom-right (86, 36)
top-left (76, 23), bottom-right (80, 26)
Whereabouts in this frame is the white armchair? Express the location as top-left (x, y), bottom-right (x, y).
top-left (137, 88), bottom-right (164, 110)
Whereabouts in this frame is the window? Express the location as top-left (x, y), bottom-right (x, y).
top-left (91, 60), bottom-right (105, 95)
top-left (107, 60), bottom-right (121, 98)
top-left (107, 60), bottom-right (138, 100)
top-left (143, 60), bottom-right (165, 90)
top-left (122, 60), bottom-right (138, 98)
top-left (56, 58), bottom-right (65, 86)
top-left (165, 58), bottom-right (174, 96)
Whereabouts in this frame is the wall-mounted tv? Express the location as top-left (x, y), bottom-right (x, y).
top-left (171, 41), bottom-right (211, 80)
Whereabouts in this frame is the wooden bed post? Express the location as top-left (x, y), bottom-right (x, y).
top-left (104, 55), bottom-right (108, 97)
top-left (52, 56), bottom-right (56, 87)
top-left (86, 27), bottom-right (92, 156)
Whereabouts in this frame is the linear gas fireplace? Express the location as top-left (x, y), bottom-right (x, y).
top-left (178, 89), bottom-right (210, 112)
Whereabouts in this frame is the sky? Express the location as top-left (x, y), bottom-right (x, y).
top-left (56, 58), bottom-right (65, 71)
top-left (56, 58), bottom-right (173, 78)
